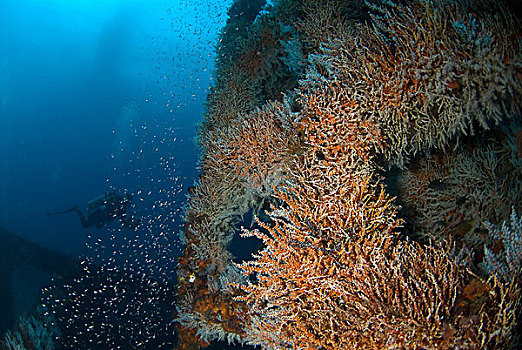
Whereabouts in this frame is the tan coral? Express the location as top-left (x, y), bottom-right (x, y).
top-left (313, 0), bottom-right (521, 166)
top-left (175, 0), bottom-right (522, 349)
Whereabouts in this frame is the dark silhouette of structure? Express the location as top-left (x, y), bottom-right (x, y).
top-left (0, 227), bottom-right (79, 335)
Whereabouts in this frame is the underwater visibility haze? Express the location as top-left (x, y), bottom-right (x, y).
top-left (0, 0), bottom-right (224, 254)
top-left (1, 0), bottom-right (522, 349)
top-left (0, 0), bottom-right (233, 348)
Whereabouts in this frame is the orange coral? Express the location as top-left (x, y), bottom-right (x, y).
top-left (175, 0), bottom-right (522, 349)
top-left (219, 99), bottom-right (300, 190)
top-left (233, 71), bottom-right (475, 348)
top-left (234, 82), bottom-right (519, 348)
top-left (313, 0), bottom-right (521, 165)
top-left (295, 0), bottom-right (356, 49)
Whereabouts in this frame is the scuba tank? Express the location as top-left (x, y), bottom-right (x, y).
top-left (87, 193), bottom-right (109, 211)
top-left (87, 192), bottom-right (118, 213)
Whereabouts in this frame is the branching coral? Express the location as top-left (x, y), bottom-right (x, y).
top-left (203, 68), bottom-right (257, 131)
top-left (482, 208), bottom-right (522, 283)
top-left (232, 44), bottom-right (519, 348)
top-left (295, 0), bottom-right (367, 50)
top-left (214, 0), bottom-right (267, 70)
top-left (175, 0), bottom-right (522, 348)
top-left (397, 141), bottom-right (521, 251)
top-left (313, 0), bottom-right (521, 166)
top-left (216, 98), bottom-right (301, 193)
top-left (480, 209), bottom-right (522, 349)
top-left (175, 169), bottom-right (253, 346)
top-left (235, 170), bottom-right (404, 348)
top-left (1, 308), bottom-right (58, 350)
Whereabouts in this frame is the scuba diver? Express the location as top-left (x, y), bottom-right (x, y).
top-left (47, 191), bottom-right (141, 229)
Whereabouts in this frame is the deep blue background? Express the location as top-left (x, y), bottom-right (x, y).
top-left (0, 0), bottom-right (230, 256)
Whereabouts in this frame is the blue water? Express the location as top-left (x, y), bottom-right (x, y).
top-left (0, 0), bottom-right (231, 346)
top-left (0, 0), bottom-right (228, 254)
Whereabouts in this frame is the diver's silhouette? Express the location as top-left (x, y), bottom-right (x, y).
top-left (47, 191), bottom-right (141, 229)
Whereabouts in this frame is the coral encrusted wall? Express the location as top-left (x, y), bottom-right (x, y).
top-left (174, 0), bottom-right (522, 349)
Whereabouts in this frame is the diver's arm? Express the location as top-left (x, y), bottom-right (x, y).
top-left (120, 214), bottom-right (141, 229)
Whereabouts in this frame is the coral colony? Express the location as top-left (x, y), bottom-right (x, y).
top-left (2, 0), bottom-right (521, 349)
top-left (175, 0), bottom-right (521, 349)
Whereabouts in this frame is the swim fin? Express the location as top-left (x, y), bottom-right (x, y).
top-left (46, 206), bottom-right (80, 216)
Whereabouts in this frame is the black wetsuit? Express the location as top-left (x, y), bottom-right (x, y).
top-left (75, 207), bottom-right (109, 228)
top-left (75, 193), bottom-right (140, 229)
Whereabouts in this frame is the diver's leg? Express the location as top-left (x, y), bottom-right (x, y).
top-left (74, 209), bottom-right (91, 228)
